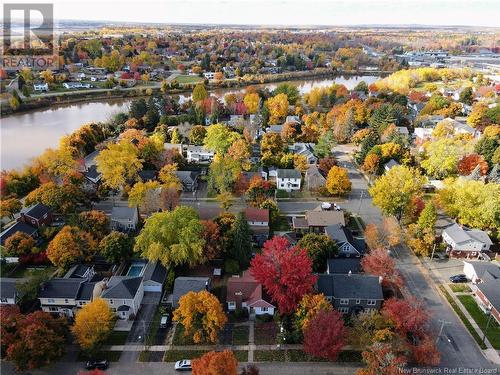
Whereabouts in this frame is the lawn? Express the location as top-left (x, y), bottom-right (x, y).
top-left (287, 349), bottom-right (362, 363)
top-left (457, 295), bottom-right (500, 349)
top-left (253, 350), bottom-right (286, 362)
top-left (145, 307), bottom-right (162, 346)
top-left (271, 216), bottom-right (291, 232)
top-left (163, 350), bottom-right (209, 362)
top-left (232, 350), bottom-right (248, 362)
top-left (233, 326), bottom-right (249, 345)
top-left (449, 283), bottom-right (472, 293)
top-left (438, 286), bottom-right (486, 349)
top-left (173, 75), bottom-right (204, 85)
top-left (103, 331), bottom-right (129, 346)
top-left (254, 322), bottom-right (277, 345)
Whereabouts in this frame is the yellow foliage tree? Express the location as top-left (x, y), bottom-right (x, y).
top-left (243, 92), bottom-right (260, 114)
top-left (325, 166), bottom-right (351, 196)
top-left (72, 298), bottom-right (115, 353)
top-left (96, 141), bottom-right (143, 189)
top-left (267, 93), bottom-right (289, 124)
top-left (173, 290), bottom-right (227, 344)
top-left (295, 293), bottom-right (332, 331)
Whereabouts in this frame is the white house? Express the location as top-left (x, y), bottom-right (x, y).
top-left (0, 279), bottom-right (19, 305)
top-left (463, 261), bottom-right (500, 284)
top-left (276, 169), bottom-right (301, 192)
top-left (442, 223), bottom-right (493, 259)
top-left (186, 145), bottom-right (215, 164)
top-left (203, 72), bottom-right (215, 79)
top-left (111, 206), bottom-right (138, 232)
top-left (33, 83), bottom-right (49, 92)
top-left (100, 276), bottom-right (144, 320)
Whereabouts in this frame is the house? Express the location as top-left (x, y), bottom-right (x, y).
top-left (305, 165), bottom-right (325, 191)
top-left (186, 145), bottom-right (215, 164)
top-left (276, 169), bottom-right (301, 192)
top-left (445, 117), bottom-right (480, 138)
top-left (293, 209), bottom-right (345, 234)
top-left (138, 170), bottom-right (157, 182)
top-left (316, 274), bottom-right (384, 314)
top-left (175, 171), bottom-right (200, 192)
top-left (101, 276), bottom-right (144, 320)
top-left (0, 221), bottom-right (39, 246)
top-left (383, 159), bottom-right (400, 172)
top-left (33, 83), bottom-right (49, 92)
top-left (325, 224), bottom-right (366, 257)
top-left (64, 264), bottom-right (96, 280)
top-left (442, 223), bottom-right (493, 259)
top-left (142, 261), bottom-right (167, 293)
top-left (266, 125), bottom-right (283, 134)
top-left (19, 203), bottom-right (52, 228)
top-left (203, 72), bottom-right (215, 79)
top-left (244, 207), bottom-right (269, 245)
top-left (0, 278), bottom-right (20, 305)
top-left (63, 82), bottom-right (91, 89)
top-left (38, 278), bottom-right (96, 318)
top-left (326, 258), bottom-right (362, 275)
top-left (111, 207), bottom-right (138, 232)
top-left (82, 165), bottom-right (102, 190)
top-left (289, 143), bottom-right (317, 164)
top-left (163, 143), bottom-right (183, 154)
top-left (463, 261), bottom-right (500, 284)
top-left (226, 271), bottom-right (275, 316)
top-left (171, 277), bottom-right (210, 308)
top-left (475, 278), bottom-right (500, 324)
top-left (285, 115), bottom-right (301, 124)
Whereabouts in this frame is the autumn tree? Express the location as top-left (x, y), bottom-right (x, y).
top-left (457, 153), bottom-right (489, 176)
top-left (78, 210), bottom-right (110, 240)
top-left (72, 298), bottom-right (115, 354)
top-left (358, 342), bottom-right (407, 375)
top-left (294, 293), bottom-right (332, 331)
top-left (99, 231), bottom-right (133, 263)
top-left (244, 92), bottom-right (260, 114)
top-left (158, 163), bottom-right (182, 190)
top-left (267, 93), bottom-right (289, 124)
top-left (96, 141), bottom-right (143, 189)
top-left (325, 166), bottom-right (351, 196)
top-left (204, 124), bottom-right (241, 155)
top-left (207, 156), bottom-right (241, 194)
top-left (369, 166), bottom-right (426, 221)
top-left (0, 197), bottom-right (22, 219)
top-left (3, 232), bottom-right (37, 257)
top-left (192, 350), bottom-right (238, 375)
top-left (189, 125), bottom-right (207, 145)
top-left (361, 248), bottom-right (403, 288)
top-left (128, 180), bottom-right (161, 213)
top-left (246, 176), bottom-right (276, 205)
top-left (201, 220), bottom-right (222, 261)
top-left (25, 182), bottom-right (83, 214)
top-left (303, 310), bottom-right (347, 360)
top-left (382, 297), bottom-right (429, 338)
top-left (297, 233), bottom-right (338, 272)
top-left (318, 156), bottom-right (336, 175)
top-left (250, 236), bottom-right (317, 314)
top-left (192, 83), bottom-right (209, 102)
top-left (134, 206), bottom-right (204, 267)
top-left (173, 290), bottom-right (227, 344)
top-left (421, 138), bottom-right (468, 179)
top-left (47, 226), bottom-right (96, 268)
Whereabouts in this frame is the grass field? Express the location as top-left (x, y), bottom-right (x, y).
top-left (103, 331), bottom-right (129, 346)
top-left (233, 326), bottom-right (250, 345)
top-left (457, 295), bottom-right (500, 349)
top-left (163, 349), bottom-right (209, 362)
top-left (173, 75), bottom-right (204, 84)
top-left (449, 283), bottom-right (472, 293)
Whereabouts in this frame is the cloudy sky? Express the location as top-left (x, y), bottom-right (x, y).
top-left (3, 0), bottom-right (499, 27)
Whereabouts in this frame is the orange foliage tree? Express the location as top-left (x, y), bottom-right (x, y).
top-left (47, 226), bottom-right (96, 268)
top-left (457, 153), bottom-right (489, 176)
top-left (192, 350), bottom-right (238, 375)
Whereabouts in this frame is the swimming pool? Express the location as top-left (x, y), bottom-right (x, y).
top-left (126, 262), bottom-right (145, 277)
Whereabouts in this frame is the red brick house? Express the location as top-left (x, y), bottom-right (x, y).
top-left (226, 271), bottom-right (275, 316)
top-left (19, 204), bottom-right (52, 228)
top-left (475, 277), bottom-right (500, 324)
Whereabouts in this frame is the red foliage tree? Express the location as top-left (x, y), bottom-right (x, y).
top-left (361, 248), bottom-right (403, 288)
top-left (201, 220), bottom-right (222, 261)
top-left (250, 236), bottom-right (317, 314)
top-left (0, 305), bottom-right (22, 355)
top-left (192, 350), bottom-right (238, 375)
top-left (303, 310), bottom-right (347, 360)
top-left (246, 176), bottom-right (276, 206)
top-left (358, 342), bottom-right (406, 375)
top-left (409, 335), bottom-right (440, 366)
top-left (382, 297), bottom-right (430, 337)
top-left (457, 153), bottom-right (489, 176)
top-left (233, 173), bottom-right (250, 196)
top-left (318, 156), bottom-right (337, 175)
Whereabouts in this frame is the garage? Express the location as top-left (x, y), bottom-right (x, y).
top-left (143, 282), bottom-right (162, 292)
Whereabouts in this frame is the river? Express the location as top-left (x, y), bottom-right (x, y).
top-left (0, 75), bottom-right (378, 170)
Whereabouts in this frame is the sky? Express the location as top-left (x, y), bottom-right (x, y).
top-left (2, 0), bottom-right (499, 27)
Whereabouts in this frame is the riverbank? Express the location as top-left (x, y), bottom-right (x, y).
top-left (1, 68), bottom-right (390, 117)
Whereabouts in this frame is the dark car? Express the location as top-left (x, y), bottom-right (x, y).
top-left (449, 274), bottom-right (468, 283)
top-left (86, 360), bottom-right (109, 370)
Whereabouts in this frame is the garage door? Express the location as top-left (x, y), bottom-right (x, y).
top-left (143, 284), bottom-right (161, 292)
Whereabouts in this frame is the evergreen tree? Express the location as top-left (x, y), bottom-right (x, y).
top-left (488, 164), bottom-right (499, 183)
top-left (369, 104), bottom-right (398, 135)
top-left (459, 87), bottom-right (474, 106)
top-left (129, 98), bottom-right (147, 119)
top-left (356, 131), bottom-right (379, 164)
top-left (314, 131), bottom-right (336, 159)
top-left (229, 212), bottom-right (253, 269)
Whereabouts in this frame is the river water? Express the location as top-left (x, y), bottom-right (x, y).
top-left (0, 75), bottom-right (378, 170)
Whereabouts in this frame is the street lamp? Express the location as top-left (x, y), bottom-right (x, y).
top-left (482, 306), bottom-right (493, 347)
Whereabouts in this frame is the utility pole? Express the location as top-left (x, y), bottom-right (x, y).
top-left (357, 190), bottom-right (364, 216)
top-left (482, 310), bottom-right (493, 347)
top-left (436, 319), bottom-right (451, 344)
top-left (430, 244), bottom-right (437, 263)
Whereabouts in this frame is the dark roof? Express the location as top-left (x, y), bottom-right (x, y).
top-left (111, 206), bottom-right (137, 221)
top-left (175, 171), bottom-right (200, 184)
top-left (23, 203), bottom-right (50, 220)
top-left (139, 170), bottom-right (157, 181)
top-left (0, 222), bottom-right (38, 245)
top-left (39, 279), bottom-right (85, 299)
top-left (0, 278), bottom-right (18, 300)
top-left (325, 224), bottom-right (365, 255)
top-left (117, 305), bottom-right (131, 311)
top-left (142, 261), bottom-right (167, 284)
top-left (477, 280), bottom-right (500, 312)
top-left (466, 262), bottom-right (500, 280)
top-left (102, 276), bottom-right (142, 299)
top-left (172, 277), bottom-right (209, 306)
top-left (277, 169), bottom-right (301, 179)
top-left (316, 274), bottom-right (383, 300)
top-left (84, 165), bottom-right (101, 181)
top-left (327, 258), bottom-right (362, 274)
top-left (76, 282), bottom-right (96, 301)
top-left (65, 264), bottom-right (93, 279)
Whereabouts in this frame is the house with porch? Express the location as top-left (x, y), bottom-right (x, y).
top-left (100, 276), bottom-right (144, 320)
top-left (276, 169), bottom-right (301, 192)
top-left (325, 224), bottom-right (366, 258)
top-left (111, 206), bottom-right (139, 232)
top-left (186, 146), bottom-right (215, 164)
top-left (226, 271), bottom-right (275, 316)
top-left (292, 209), bottom-right (345, 235)
top-left (442, 223), bottom-right (493, 259)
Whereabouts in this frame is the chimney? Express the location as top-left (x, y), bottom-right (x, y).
top-left (379, 276), bottom-right (383, 284)
top-left (205, 280), bottom-right (209, 291)
top-left (348, 270), bottom-right (352, 276)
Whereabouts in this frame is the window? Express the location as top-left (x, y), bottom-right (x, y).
top-left (49, 307), bottom-right (58, 312)
top-left (0, 298), bottom-right (8, 303)
top-left (261, 307), bottom-right (268, 312)
top-left (356, 299), bottom-right (361, 305)
top-left (228, 302), bottom-right (236, 309)
top-left (123, 300), bottom-right (127, 305)
top-left (340, 299), bottom-right (349, 305)
top-left (367, 300), bottom-right (376, 306)
top-left (48, 298), bottom-right (55, 303)
top-left (64, 299), bottom-right (69, 304)
top-left (339, 307), bottom-right (349, 314)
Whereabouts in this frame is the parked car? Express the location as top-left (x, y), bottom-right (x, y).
top-left (86, 360), bottom-right (109, 370)
top-left (160, 314), bottom-right (171, 328)
top-left (175, 360), bottom-right (192, 371)
top-left (449, 274), bottom-right (468, 283)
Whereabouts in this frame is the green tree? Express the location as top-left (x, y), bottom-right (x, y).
top-left (189, 125), bottom-right (207, 145)
top-left (458, 87), bottom-right (473, 105)
top-left (369, 104), bottom-right (399, 135)
top-left (207, 156), bottom-right (241, 194)
top-left (273, 83), bottom-right (300, 105)
top-left (417, 203), bottom-right (437, 232)
top-left (314, 131), bottom-right (336, 159)
top-left (229, 212), bottom-right (253, 269)
top-left (192, 83), bottom-right (208, 102)
top-left (421, 138), bottom-right (467, 179)
top-left (129, 98), bottom-right (148, 120)
top-left (99, 231), bottom-right (133, 263)
top-left (297, 233), bottom-right (338, 272)
top-left (134, 206), bottom-right (204, 267)
top-left (203, 124), bottom-right (241, 155)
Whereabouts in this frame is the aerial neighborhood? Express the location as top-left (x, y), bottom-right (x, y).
top-left (0, 18), bottom-right (499, 375)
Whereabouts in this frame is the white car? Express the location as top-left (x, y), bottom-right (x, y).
top-left (175, 360), bottom-right (192, 371)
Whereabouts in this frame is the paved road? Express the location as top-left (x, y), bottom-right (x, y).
top-left (333, 145), bottom-right (493, 369)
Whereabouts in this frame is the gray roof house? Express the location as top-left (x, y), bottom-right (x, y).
top-left (316, 273), bottom-right (384, 314)
top-left (476, 278), bottom-right (500, 324)
top-left (0, 278), bottom-right (20, 305)
top-left (111, 206), bottom-right (139, 232)
top-left (326, 258), bottom-right (362, 274)
top-left (276, 169), bottom-right (302, 192)
top-left (442, 223), bottom-right (493, 259)
top-left (175, 171), bottom-right (200, 192)
top-left (289, 143), bottom-right (317, 164)
top-left (171, 277), bottom-right (210, 308)
top-left (305, 165), bottom-right (326, 191)
top-left (463, 261), bottom-right (500, 284)
top-left (383, 159), bottom-right (400, 172)
top-left (38, 278), bottom-right (95, 318)
top-left (0, 221), bottom-right (39, 246)
top-left (325, 224), bottom-right (366, 258)
top-left (101, 276), bottom-right (144, 319)
top-left (142, 261), bottom-right (168, 292)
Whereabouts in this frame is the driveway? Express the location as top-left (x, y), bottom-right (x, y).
top-left (119, 292), bottom-right (162, 363)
